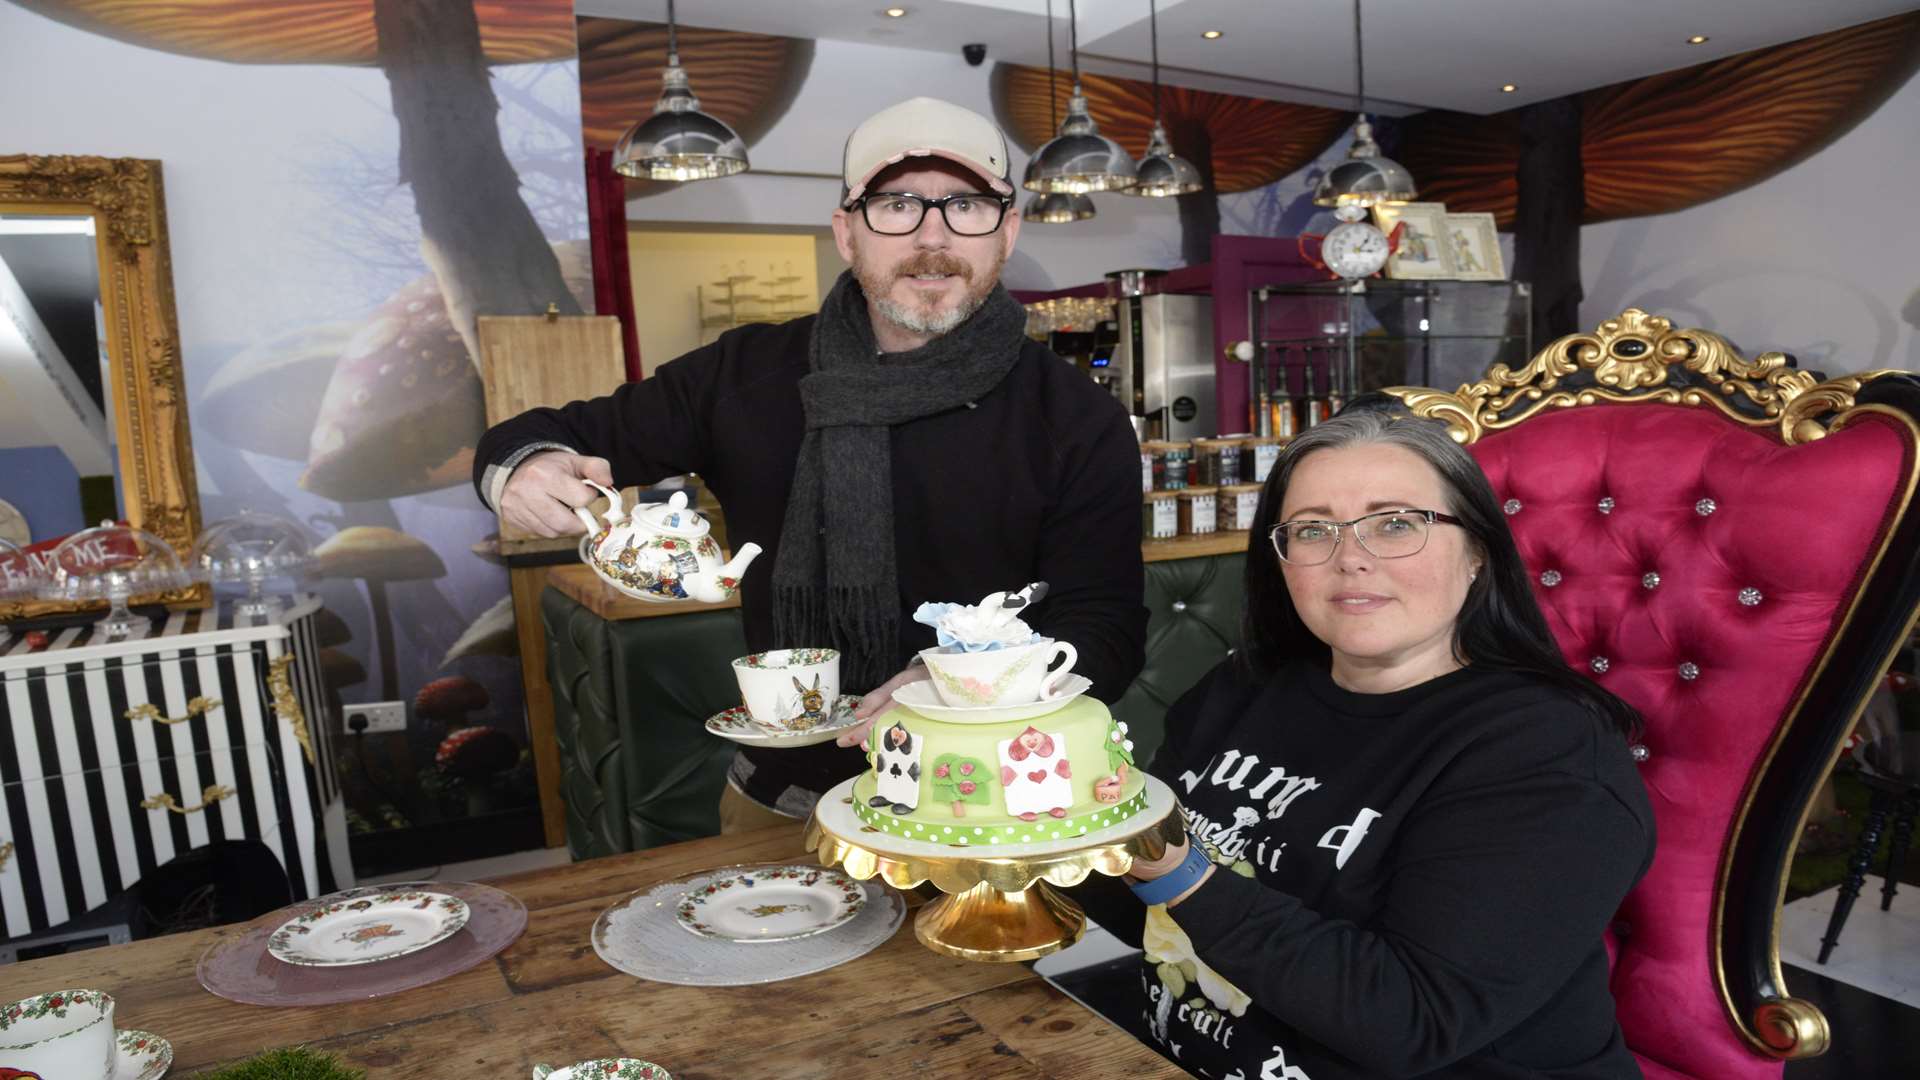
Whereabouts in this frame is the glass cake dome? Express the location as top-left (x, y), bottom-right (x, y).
top-left (0, 536), bottom-right (45, 603)
top-left (42, 521), bottom-right (195, 637)
top-left (191, 510), bottom-right (317, 616)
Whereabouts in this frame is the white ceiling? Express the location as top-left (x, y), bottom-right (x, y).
top-left (579, 0), bottom-right (1920, 116)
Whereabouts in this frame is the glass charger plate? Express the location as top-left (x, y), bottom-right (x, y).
top-left (196, 881), bottom-right (527, 1006)
top-left (593, 862), bottom-right (905, 986)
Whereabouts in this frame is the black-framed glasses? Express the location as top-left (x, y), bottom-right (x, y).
top-left (1269, 508), bottom-right (1464, 566)
top-left (853, 191), bottom-right (1012, 236)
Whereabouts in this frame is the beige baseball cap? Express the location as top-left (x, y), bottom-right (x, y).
top-left (841, 97), bottom-right (1014, 206)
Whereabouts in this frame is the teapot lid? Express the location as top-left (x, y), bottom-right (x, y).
top-left (632, 490), bottom-right (710, 540)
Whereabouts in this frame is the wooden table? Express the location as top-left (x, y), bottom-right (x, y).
top-left (5, 825), bottom-right (1191, 1079)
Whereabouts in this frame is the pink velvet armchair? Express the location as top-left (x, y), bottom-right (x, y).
top-left (1383, 309), bottom-right (1920, 1077)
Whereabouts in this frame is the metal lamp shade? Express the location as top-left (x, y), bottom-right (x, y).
top-left (1023, 89), bottom-right (1139, 195)
top-left (1023, 191), bottom-right (1097, 223)
top-left (1312, 116), bottom-right (1414, 207)
top-left (612, 61), bottom-right (749, 182)
top-left (1124, 124), bottom-right (1203, 198)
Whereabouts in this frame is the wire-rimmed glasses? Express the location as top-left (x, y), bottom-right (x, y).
top-left (1269, 508), bottom-right (1463, 565)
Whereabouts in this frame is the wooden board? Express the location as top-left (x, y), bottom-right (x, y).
top-left (545, 562), bottom-right (741, 621)
top-left (476, 315), bottom-right (626, 544)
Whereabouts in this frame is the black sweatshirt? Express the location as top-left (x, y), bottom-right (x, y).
top-left (1080, 659), bottom-right (1654, 1080)
top-left (473, 315), bottom-right (1147, 812)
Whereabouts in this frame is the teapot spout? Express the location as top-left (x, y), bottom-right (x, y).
top-left (719, 542), bottom-right (762, 584)
top-left (687, 542), bottom-right (762, 603)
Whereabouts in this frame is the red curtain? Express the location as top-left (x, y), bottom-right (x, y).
top-left (584, 147), bottom-right (643, 381)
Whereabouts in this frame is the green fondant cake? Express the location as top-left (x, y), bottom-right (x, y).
top-left (855, 695), bottom-right (1145, 845)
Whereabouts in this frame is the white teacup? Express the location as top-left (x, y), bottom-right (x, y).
top-left (0, 988), bottom-right (116, 1079)
top-left (919, 639), bottom-right (1078, 708)
top-left (731, 648), bottom-right (841, 730)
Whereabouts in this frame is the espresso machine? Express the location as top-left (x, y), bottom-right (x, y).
top-left (1107, 269), bottom-right (1216, 443)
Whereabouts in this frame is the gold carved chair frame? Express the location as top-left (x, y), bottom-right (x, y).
top-left (0, 154), bottom-right (206, 618)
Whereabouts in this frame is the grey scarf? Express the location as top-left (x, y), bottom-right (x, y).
top-left (772, 270), bottom-right (1029, 689)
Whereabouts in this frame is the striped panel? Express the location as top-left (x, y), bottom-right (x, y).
top-left (0, 614), bottom-right (336, 939)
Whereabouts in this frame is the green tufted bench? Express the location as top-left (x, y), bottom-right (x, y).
top-left (543, 550), bottom-right (1246, 860)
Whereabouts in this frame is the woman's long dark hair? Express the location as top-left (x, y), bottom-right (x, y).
top-left (1240, 406), bottom-right (1641, 738)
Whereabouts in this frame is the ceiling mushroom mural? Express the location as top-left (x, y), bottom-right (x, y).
top-left (1, 0), bottom-right (589, 841)
top-left (1402, 11), bottom-right (1920, 227)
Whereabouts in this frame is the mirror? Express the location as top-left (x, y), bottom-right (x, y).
top-left (0, 154), bottom-right (205, 619)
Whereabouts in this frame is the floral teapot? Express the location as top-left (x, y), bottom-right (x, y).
top-left (574, 483), bottom-right (760, 604)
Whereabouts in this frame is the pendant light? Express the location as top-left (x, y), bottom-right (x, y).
top-left (1024, 0), bottom-right (1097, 222)
top-left (612, 0), bottom-right (749, 181)
top-left (1122, 0), bottom-right (1203, 198)
top-left (1023, 0), bottom-right (1139, 195)
top-left (1312, 0), bottom-right (1416, 207)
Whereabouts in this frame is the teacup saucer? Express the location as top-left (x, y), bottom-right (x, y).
top-left (116, 1029), bottom-right (172, 1079)
top-left (704, 695), bottom-right (864, 748)
top-left (891, 674), bottom-right (1092, 724)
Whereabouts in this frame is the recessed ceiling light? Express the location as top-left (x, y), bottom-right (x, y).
top-left (883, 6), bottom-right (907, 16)
top-left (1201, 30), bottom-right (1222, 40)
top-left (1687, 34), bottom-right (1709, 45)
top-left (1500, 83), bottom-right (1517, 93)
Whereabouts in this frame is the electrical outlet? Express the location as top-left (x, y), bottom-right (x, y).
top-left (344, 701), bottom-right (407, 735)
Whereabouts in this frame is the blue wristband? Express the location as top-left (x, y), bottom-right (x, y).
top-left (1127, 843), bottom-right (1213, 907)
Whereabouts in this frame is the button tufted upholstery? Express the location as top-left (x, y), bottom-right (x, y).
top-left (1387, 308), bottom-right (1920, 1076)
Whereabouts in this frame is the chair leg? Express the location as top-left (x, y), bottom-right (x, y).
top-left (1881, 792), bottom-right (1918, 912)
top-left (1819, 788), bottom-right (1895, 964)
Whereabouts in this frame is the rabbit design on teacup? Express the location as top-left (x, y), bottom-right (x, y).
top-left (792, 675), bottom-right (827, 729)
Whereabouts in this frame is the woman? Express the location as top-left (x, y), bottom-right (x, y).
top-left (1099, 409), bottom-right (1654, 1079)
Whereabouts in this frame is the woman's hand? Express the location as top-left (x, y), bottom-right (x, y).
top-left (1127, 836), bottom-right (1216, 908)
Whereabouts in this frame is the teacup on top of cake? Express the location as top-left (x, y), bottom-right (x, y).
top-left (853, 585), bottom-right (1145, 842)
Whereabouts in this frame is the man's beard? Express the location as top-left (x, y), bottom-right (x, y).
top-left (853, 249), bottom-right (1004, 338)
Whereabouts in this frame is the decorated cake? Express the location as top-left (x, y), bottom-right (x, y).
top-left (850, 585), bottom-right (1148, 846)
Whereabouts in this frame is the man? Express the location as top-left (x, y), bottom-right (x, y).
top-left (476, 97), bottom-right (1145, 832)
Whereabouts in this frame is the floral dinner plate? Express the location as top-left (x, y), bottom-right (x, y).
top-left (673, 865), bottom-right (865, 944)
top-left (115, 1029), bottom-right (172, 1079)
top-left (703, 694), bottom-right (864, 748)
top-left (533, 1059), bottom-right (672, 1080)
top-left (267, 887), bottom-right (470, 967)
top-left (890, 674), bottom-right (1091, 724)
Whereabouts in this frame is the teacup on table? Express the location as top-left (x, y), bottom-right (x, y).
top-left (1, 989), bottom-right (115, 1079)
top-left (731, 648), bottom-right (840, 731)
top-left (919, 638), bottom-right (1078, 708)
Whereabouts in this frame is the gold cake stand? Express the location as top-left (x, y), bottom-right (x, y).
top-left (805, 774), bottom-right (1182, 963)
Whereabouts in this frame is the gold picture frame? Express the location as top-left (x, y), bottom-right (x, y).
top-left (1372, 201), bottom-right (1455, 280)
top-left (1442, 212), bottom-right (1506, 281)
top-left (0, 154), bottom-right (206, 619)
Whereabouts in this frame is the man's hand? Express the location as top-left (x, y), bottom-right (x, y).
top-left (498, 451), bottom-right (615, 537)
top-left (836, 665), bottom-right (932, 749)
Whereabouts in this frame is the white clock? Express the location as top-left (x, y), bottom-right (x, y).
top-left (1321, 204), bottom-right (1390, 280)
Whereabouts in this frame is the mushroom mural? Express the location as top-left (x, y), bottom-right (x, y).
top-left (993, 65), bottom-right (1352, 264)
top-left (415, 674), bottom-right (489, 729)
top-left (440, 593), bottom-right (518, 667)
top-left (576, 16), bottom-right (814, 193)
top-left (1402, 11), bottom-right (1920, 226)
top-left (198, 323), bottom-right (357, 461)
top-left (298, 240), bottom-right (593, 502)
top-left (314, 525), bottom-right (447, 701)
top-left (11, 0), bottom-right (588, 365)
